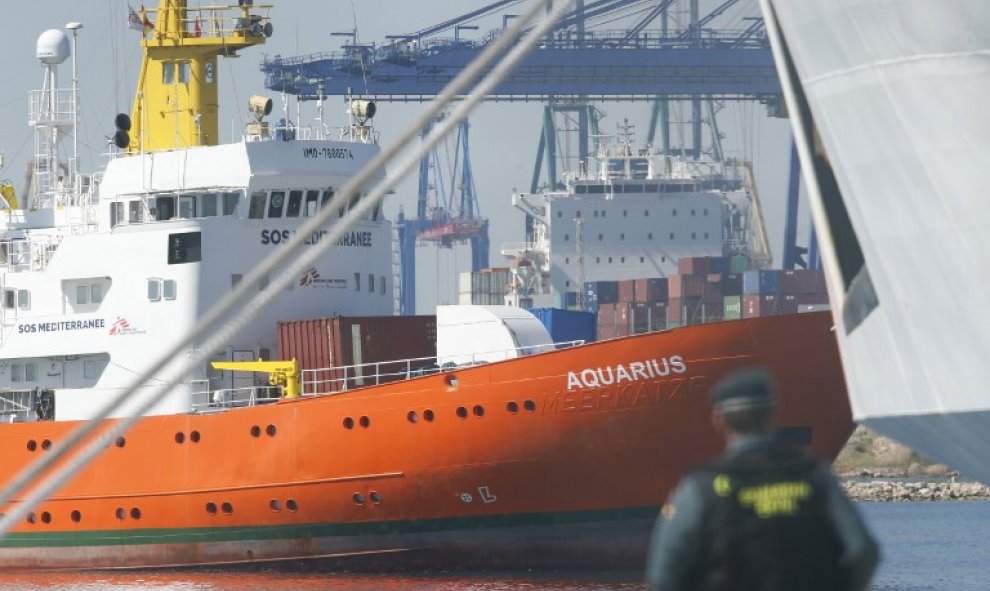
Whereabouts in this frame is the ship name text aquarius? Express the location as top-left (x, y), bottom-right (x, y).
top-left (566, 356), bottom-right (686, 391)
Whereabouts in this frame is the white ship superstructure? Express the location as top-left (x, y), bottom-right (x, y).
top-left (504, 128), bottom-right (771, 306)
top-left (0, 25), bottom-right (392, 422)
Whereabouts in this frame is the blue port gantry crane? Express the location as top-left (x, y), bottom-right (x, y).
top-left (260, 0), bottom-right (815, 313)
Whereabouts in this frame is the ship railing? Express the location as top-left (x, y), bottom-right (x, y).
top-left (28, 89), bottom-right (75, 128)
top-left (299, 339), bottom-right (585, 396)
top-left (0, 234), bottom-right (60, 274)
top-left (190, 383), bottom-right (281, 413)
top-left (0, 389), bottom-right (37, 423)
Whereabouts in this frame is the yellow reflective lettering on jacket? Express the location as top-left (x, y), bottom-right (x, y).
top-left (737, 480), bottom-right (812, 517)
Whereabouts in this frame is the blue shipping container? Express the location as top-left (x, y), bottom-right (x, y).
top-left (584, 281), bottom-right (619, 308)
top-left (528, 308), bottom-right (597, 344)
top-left (742, 270), bottom-right (781, 294)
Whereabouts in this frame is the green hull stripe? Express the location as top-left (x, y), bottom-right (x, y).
top-left (0, 506), bottom-right (657, 549)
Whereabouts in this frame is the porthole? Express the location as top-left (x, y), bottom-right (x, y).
top-left (506, 401), bottom-right (519, 414)
top-left (524, 400), bottom-right (536, 412)
top-left (353, 493), bottom-right (365, 505)
top-left (26, 440), bottom-right (37, 452)
top-left (456, 407), bottom-right (468, 419)
top-left (221, 502), bottom-right (233, 514)
top-left (115, 507), bottom-right (126, 520)
top-left (41, 512), bottom-right (51, 524)
top-left (26, 512), bottom-right (36, 524)
top-left (175, 432), bottom-right (185, 444)
top-left (370, 491), bottom-right (382, 504)
top-left (206, 502), bottom-right (217, 515)
top-left (286, 499), bottom-right (298, 512)
top-left (41, 439), bottom-right (52, 451)
top-left (250, 425), bottom-right (261, 437)
top-left (343, 417), bottom-right (355, 429)
top-left (445, 375), bottom-right (459, 387)
top-left (115, 436), bottom-right (126, 448)
top-left (190, 430), bottom-right (201, 443)
top-left (424, 409), bottom-right (435, 422)
top-left (269, 499), bottom-right (282, 512)
top-left (265, 424), bottom-right (276, 437)
top-left (359, 416), bottom-right (370, 428)
top-left (407, 411), bottom-right (419, 423)
top-left (472, 405), bottom-right (485, 417)
top-left (71, 510), bottom-right (81, 523)
top-left (130, 507), bottom-right (142, 520)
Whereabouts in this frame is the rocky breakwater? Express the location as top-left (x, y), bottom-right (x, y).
top-left (842, 479), bottom-right (990, 502)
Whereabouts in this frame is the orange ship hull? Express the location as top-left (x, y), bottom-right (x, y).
top-left (0, 312), bottom-right (852, 570)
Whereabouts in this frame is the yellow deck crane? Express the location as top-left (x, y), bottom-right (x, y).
top-left (210, 358), bottom-right (300, 399)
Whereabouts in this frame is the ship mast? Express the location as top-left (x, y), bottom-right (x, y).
top-left (127, 1), bottom-right (273, 154)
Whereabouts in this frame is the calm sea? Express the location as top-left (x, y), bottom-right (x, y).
top-left (0, 501), bottom-right (986, 591)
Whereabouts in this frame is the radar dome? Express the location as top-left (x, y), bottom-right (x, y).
top-left (36, 29), bottom-right (70, 65)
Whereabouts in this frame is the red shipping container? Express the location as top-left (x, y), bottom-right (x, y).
top-left (597, 303), bottom-right (615, 325)
top-left (618, 279), bottom-right (637, 303)
top-left (677, 256), bottom-right (710, 276)
top-left (278, 315), bottom-right (437, 392)
top-left (669, 274), bottom-right (707, 298)
top-left (743, 294), bottom-right (781, 318)
top-left (649, 303), bottom-right (667, 331)
top-left (634, 277), bottom-right (669, 303)
top-left (779, 269), bottom-right (827, 295)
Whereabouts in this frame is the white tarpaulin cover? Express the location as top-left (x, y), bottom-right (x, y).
top-left (436, 305), bottom-right (553, 367)
top-left (768, 0), bottom-right (990, 481)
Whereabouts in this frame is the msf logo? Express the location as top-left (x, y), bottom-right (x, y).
top-left (109, 317), bottom-right (131, 336)
top-left (299, 267), bottom-right (321, 287)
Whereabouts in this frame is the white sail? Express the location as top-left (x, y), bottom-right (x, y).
top-left (763, 0), bottom-right (990, 482)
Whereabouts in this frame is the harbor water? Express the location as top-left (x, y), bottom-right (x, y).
top-left (0, 501), bottom-right (985, 590)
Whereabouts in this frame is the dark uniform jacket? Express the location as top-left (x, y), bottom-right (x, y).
top-left (646, 435), bottom-right (879, 591)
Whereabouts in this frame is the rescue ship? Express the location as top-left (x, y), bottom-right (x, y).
top-left (0, 2), bottom-right (854, 570)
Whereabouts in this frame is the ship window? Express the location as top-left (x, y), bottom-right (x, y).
top-left (162, 62), bottom-right (175, 84)
top-left (596, 257), bottom-right (601, 264)
top-left (594, 211), bottom-right (599, 218)
top-left (231, 274), bottom-right (242, 288)
top-left (704, 232), bottom-right (709, 239)
top-left (380, 276), bottom-right (386, 295)
top-left (598, 234), bottom-right (603, 241)
top-left (11, 364), bottom-right (21, 383)
top-left (608, 257), bottom-right (613, 263)
top-left (602, 210), bottom-right (606, 218)
top-left (286, 190), bottom-right (303, 218)
top-left (155, 195), bottom-right (176, 221)
top-left (84, 359), bottom-right (107, 380)
top-left (557, 211), bottom-right (562, 218)
top-left (587, 185), bottom-right (605, 194)
top-left (178, 62), bottom-right (191, 84)
top-left (648, 233), bottom-right (653, 240)
top-left (367, 274), bottom-right (374, 293)
top-left (91, 284), bottom-right (103, 304)
top-left (623, 210), bottom-right (627, 217)
top-left (627, 184), bottom-right (643, 193)
top-left (576, 211), bottom-right (581, 218)
top-left (321, 188), bottom-right (334, 210)
top-left (178, 195), bottom-right (196, 219)
top-left (348, 191), bottom-right (361, 212)
top-left (691, 209), bottom-right (696, 216)
top-left (76, 285), bottom-right (89, 304)
top-left (372, 202), bottom-right (382, 221)
top-left (258, 274), bottom-right (269, 291)
top-left (167, 232), bottom-right (202, 264)
top-left (223, 192), bottom-right (239, 215)
top-left (304, 190), bottom-right (320, 217)
top-left (669, 233), bottom-right (675, 240)
top-left (565, 257), bottom-right (569, 264)
top-left (662, 256), bottom-right (666, 262)
top-left (267, 191), bottom-right (285, 218)
top-left (620, 233), bottom-right (625, 240)
top-left (248, 192), bottom-right (267, 219)
top-left (640, 257), bottom-right (645, 263)
top-left (612, 185), bottom-right (623, 194)
top-left (200, 193), bottom-right (218, 217)
top-left (576, 186), bottom-right (587, 194)
top-left (704, 208), bottom-right (709, 216)
top-left (128, 200), bottom-right (143, 223)
top-left (645, 210), bottom-right (650, 217)
top-left (25, 363), bottom-right (36, 382)
top-left (163, 279), bottom-right (177, 300)
top-left (692, 232), bottom-right (697, 239)
top-left (110, 202), bottom-right (124, 227)
top-left (564, 234), bottom-right (569, 241)
top-left (16, 289), bottom-right (29, 309)
top-left (565, 281), bottom-right (570, 288)
top-left (672, 209), bottom-right (677, 217)
top-left (645, 183), bottom-right (658, 193)
top-left (353, 273), bottom-right (360, 291)
top-left (147, 279), bottom-right (161, 302)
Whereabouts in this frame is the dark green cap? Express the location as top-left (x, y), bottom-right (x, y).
top-left (711, 368), bottom-right (777, 412)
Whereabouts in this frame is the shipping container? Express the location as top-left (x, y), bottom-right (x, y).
top-left (649, 302), bottom-right (667, 331)
top-left (728, 255), bottom-right (750, 274)
top-left (677, 256), bottom-right (726, 276)
top-left (278, 315), bottom-right (437, 392)
top-left (743, 293), bottom-right (784, 318)
top-left (528, 308), bottom-right (597, 344)
top-left (742, 269), bottom-right (781, 294)
top-left (584, 280), bottom-right (619, 311)
top-left (631, 301), bottom-right (650, 334)
top-left (795, 292), bottom-right (830, 306)
top-left (564, 291), bottom-right (579, 308)
top-left (723, 295), bottom-right (742, 320)
top-left (618, 279), bottom-right (637, 303)
top-left (669, 274), bottom-right (707, 299)
top-left (720, 273), bottom-right (743, 296)
top-left (634, 277), bottom-right (668, 303)
top-left (779, 269), bottom-right (827, 295)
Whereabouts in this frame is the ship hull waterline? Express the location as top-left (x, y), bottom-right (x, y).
top-left (0, 312), bottom-right (853, 570)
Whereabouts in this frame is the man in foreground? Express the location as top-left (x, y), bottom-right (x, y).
top-left (646, 368), bottom-right (879, 591)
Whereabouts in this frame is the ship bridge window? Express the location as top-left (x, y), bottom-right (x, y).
top-left (83, 357), bottom-right (108, 380)
top-left (163, 279), bottom-right (177, 301)
top-left (200, 193), bottom-right (219, 217)
top-left (128, 200), bottom-right (144, 223)
top-left (268, 191), bottom-right (285, 218)
top-left (353, 273), bottom-right (361, 291)
top-left (178, 195), bottom-right (197, 219)
top-left (321, 188), bottom-right (335, 211)
top-left (110, 202), bottom-right (124, 228)
top-left (286, 190), bottom-right (303, 218)
top-left (587, 185), bottom-right (605, 194)
top-left (248, 192), bottom-right (267, 219)
top-left (148, 279), bottom-right (161, 302)
top-left (612, 185), bottom-right (623, 194)
top-left (154, 195), bottom-right (176, 221)
top-left (575, 185), bottom-right (587, 194)
top-left (626, 184), bottom-right (643, 193)
top-left (3, 289), bottom-right (29, 310)
top-left (304, 190), bottom-right (320, 217)
top-left (162, 62), bottom-right (175, 84)
top-left (178, 62), bottom-right (191, 84)
top-left (644, 183), bottom-right (658, 193)
top-left (223, 192), bottom-right (239, 216)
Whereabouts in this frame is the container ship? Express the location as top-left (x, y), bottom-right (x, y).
top-left (0, 1), bottom-right (853, 570)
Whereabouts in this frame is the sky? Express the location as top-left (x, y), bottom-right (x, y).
top-left (0, 0), bottom-right (804, 313)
